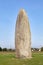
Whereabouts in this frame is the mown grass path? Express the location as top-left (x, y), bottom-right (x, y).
top-left (0, 52), bottom-right (43, 65)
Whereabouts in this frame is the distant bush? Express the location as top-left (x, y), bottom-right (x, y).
top-left (0, 47), bottom-right (2, 51)
top-left (8, 49), bottom-right (12, 51)
top-left (8, 49), bottom-right (15, 52)
top-left (41, 47), bottom-right (43, 51)
top-left (2, 48), bottom-right (7, 51)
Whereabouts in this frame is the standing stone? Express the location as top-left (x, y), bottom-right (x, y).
top-left (15, 9), bottom-right (31, 58)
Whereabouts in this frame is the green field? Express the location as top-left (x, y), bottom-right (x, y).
top-left (0, 52), bottom-right (43, 65)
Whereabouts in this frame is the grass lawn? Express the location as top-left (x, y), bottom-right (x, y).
top-left (0, 52), bottom-right (43, 65)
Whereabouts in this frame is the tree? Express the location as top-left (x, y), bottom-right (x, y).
top-left (3, 48), bottom-right (7, 51)
top-left (0, 47), bottom-right (2, 51)
top-left (41, 47), bottom-right (43, 51)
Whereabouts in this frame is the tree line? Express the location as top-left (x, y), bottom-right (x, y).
top-left (0, 47), bottom-right (43, 52)
top-left (31, 47), bottom-right (43, 52)
top-left (0, 47), bottom-right (15, 52)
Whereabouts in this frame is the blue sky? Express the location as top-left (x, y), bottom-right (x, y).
top-left (0, 0), bottom-right (43, 49)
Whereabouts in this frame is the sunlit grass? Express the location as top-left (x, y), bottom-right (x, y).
top-left (0, 52), bottom-right (43, 65)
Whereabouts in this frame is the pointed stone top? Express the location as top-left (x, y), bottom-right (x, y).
top-left (19, 9), bottom-right (27, 16)
top-left (19, 9), bottom-right (25, 12)
top-left (16, 9), bottom-right (29, 24)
